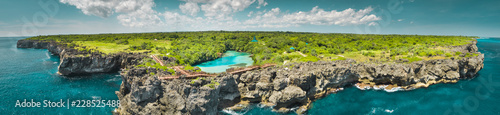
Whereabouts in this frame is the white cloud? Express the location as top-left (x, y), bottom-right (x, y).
top-left (162, 11), bottom-right (243, 30)
top-left (60, 0), bottom-right (162, 27)
top-left (243, 6), bottom-right (381, 28)
top-left (179, 0), bottom-right (259, 19)
top-left (179, 2), bottom-right (200, 16)
top-left (60, 0), bottom-right (145, 17)
top-left (398, 19), bottom-right (404, 22)
top-left (61, 0), bottom-right (380, 30)
top-left (256, 0), bottom-right (268, 9)
top-left (247, 11), bottom-right (254, 17)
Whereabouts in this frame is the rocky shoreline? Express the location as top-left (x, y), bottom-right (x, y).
top-left (114, 42), bottom-right (484, 114)
top-left (17, 40), bottom-right (145, 76)
top-left (17, 39), bottom-right (484, 114)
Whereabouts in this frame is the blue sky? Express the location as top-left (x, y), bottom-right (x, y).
top-left (0, 0), bottom-right (499, 37)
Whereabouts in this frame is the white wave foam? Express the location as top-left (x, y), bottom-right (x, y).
top-left (355, 84), bottom-right (371, 90)
top-left (385, 109), bottom-right (394, 113)
top-left (369, 107), bottom-right (396, 114)
top-left (373, 85), bottom-right (388, 90)
top-left (45, 52), bottom-right (51, 59)
top-left (290, 106), bottom-right (300, 111)
top-left (222, 109), bottom-right (245, 115)
top-left (384, 87), bottom-right (403, 92)
top-left (106, 77), bottom-right (121, 82)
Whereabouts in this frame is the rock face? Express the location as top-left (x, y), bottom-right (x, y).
top-left (116, 68), bottom-right (240, 115)
top-left (17, 40), bottom-right (145, 76)
top-left (116, 41), bottom-right (484, 114)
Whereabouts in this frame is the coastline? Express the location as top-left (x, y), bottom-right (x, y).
top-left (16, 39), bottom-right (484, 114)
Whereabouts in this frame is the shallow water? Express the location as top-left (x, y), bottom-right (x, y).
top-left (224, 38), bottom-right (500, 115)
top-left (0, 37), bottom-right (121, 115)
top-left (195, 51), bottom-right (254, 73)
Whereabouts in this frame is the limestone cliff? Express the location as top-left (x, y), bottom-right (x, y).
top-left (115, 42), bottom-right (483, 114)
top-left (16, 40), bottom-right (145, 76)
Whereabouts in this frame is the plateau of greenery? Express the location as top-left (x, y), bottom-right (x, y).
top-left (27, 31), bottom-right (477, 67)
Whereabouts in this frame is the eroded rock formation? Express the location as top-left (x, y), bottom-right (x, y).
top-left (115, 41), bottom-right (483, 114)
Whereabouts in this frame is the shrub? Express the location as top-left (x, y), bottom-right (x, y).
top-left (204, 80), bottom-right (220, 89)
top-left (362, 51), bottom-right (376, 57)
top-left (273, 56), bottom-right (284, 62)
top-left (428, 51), bottom-right (437, 56)
top-left (167, 69), bottom-right (176, 75)
top-left (310, 49), bottom-right (318, 56)
top-left (418, 52), bottom-right (427, 57)
top-left (445, 53), bottom-right (452, 57)
top-left (184, 64), bottom-right (195, 71)
top-left (455, 52), bottom-right (462, 56)
top-left (116, 40), bottom-right (129, 45)
top-left (404, 56), bottom-right (422, 63)
top-left (284, 54), bottom-right (302, 60)
top-left (332, 56), bottom-right (346, 61)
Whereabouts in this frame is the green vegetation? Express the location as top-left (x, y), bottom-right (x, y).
top-left (167, 69), bottom-right (176, 75)
top-left (402, 56), bottom-right (423, 63)
top-left (204, 80), bottom-right (220, 89)
top-left (445, 53), bottom-right (453, 57)
top-left (464, 52), bottom-right (479, 58)
top-left (27, 31), bottom-right (478, 66)
top-left (190, 77), bottom-right (206, 84)
top-left (184, 65), bottom-right (201, 72)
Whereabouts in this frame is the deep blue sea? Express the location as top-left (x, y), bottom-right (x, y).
top-left (1, 37), bottom-right (499, 115)
top-left (0, 37), bottom-right (121, 115)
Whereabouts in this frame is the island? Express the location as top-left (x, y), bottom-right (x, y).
top-left (16, 31), bottom-right (484, 114)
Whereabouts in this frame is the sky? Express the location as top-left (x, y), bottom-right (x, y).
top-left (0, 0), bottom-right (499, 37)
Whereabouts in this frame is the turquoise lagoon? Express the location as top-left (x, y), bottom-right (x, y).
top-left (195, 51), bottom-right (254, 73)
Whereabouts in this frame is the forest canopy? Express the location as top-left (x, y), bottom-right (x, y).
top-left (27, 31), bottom-right (477, 65)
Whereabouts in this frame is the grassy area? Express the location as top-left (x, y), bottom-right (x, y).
top-left (72, 39), bottom-right (171, 54)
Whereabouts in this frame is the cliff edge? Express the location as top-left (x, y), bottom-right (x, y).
top-left (17, 40), bottom-right (145, 76)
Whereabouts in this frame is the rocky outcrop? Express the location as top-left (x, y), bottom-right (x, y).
top-left (17, 40), bottom-right (145, 76)
top-left (116, 41), bottom-right (484, 114)
top-left (116, 67), bottom-right (240, 115)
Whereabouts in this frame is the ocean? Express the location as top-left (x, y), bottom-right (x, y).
top-left (0, 37), bottom-right (121, 115)
top-left (1, 37), bottom-right (499, 115)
